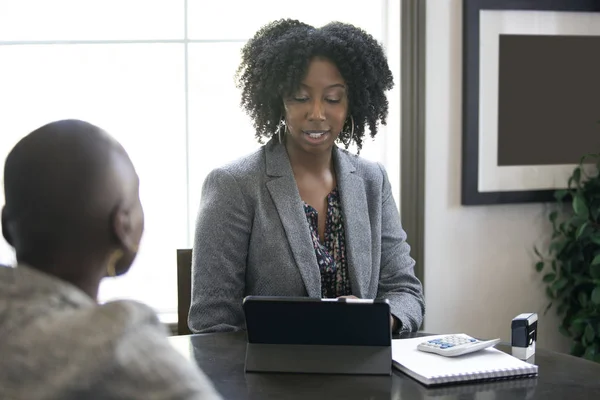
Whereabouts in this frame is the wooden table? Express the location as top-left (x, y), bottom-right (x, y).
top-left (168, 331), bottom-right (600, 399)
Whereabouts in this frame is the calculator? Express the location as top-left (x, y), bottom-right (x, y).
top-left (417, 334), bottom-right (501, 357)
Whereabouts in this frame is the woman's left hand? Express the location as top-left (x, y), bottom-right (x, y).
top-left (336, 295), bottom-right (359, 300)
top-left (336, 295), bottom-right (398, 331)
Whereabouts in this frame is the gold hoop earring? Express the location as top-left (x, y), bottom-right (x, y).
top-left (106, 249), bottom-right (123, 278)
top-left (278, 117), bottom-right (288, 144)
top-left (342, 115), bottom-right (355, 147)
top-left (278, 125), bottom-right (283, 144)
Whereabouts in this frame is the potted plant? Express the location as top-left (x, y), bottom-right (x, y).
top-left (535, 154), bottom-right (600, 363)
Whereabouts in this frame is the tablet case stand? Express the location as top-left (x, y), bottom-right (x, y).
top-left (242, 296), bottom-right (392, 376)
top-left (245, 343), bottom-right (392, 375)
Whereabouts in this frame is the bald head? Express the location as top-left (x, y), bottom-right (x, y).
top-left (2, 119), bottom-right (143, 275)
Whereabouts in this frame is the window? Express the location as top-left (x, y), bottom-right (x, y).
top-left (0, 0), bottom-right (400, 321)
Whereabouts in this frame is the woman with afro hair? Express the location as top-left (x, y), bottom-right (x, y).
top-left (189, 19), bottom-right (424, 334)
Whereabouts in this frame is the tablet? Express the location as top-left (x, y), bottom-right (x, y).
top-left (242, 296), bottom-right (391, 347)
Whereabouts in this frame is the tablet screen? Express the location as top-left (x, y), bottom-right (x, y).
top-left (243, 296), bottom-right (391, 346)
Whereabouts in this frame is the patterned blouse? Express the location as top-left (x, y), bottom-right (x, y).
top-left (303, 188), bottom-right (352, 298)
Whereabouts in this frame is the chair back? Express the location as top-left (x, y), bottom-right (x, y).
top-left (176, 249), bottom-right (193, 335)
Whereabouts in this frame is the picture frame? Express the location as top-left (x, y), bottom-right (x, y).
top-left (462, 0), bottom-right (600, 205)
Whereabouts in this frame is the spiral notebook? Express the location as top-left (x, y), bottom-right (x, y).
top-left (392, 335), bottom-right (538, 386)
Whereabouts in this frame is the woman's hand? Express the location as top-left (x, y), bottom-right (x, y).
top-left (336, 295), bottom-right (398, 331)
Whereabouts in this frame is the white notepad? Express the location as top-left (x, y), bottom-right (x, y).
top-left (392, 335), bottom-right (538, 386)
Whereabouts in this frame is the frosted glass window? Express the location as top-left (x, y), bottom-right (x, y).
top-left (187, 42), bottom-right (261, 239)
top-left (0, 0), bottom-right (184, 41)
top-left (0, 44), bottom-right (186, 314)
top-left (187, 0), bottom-right (385, 41)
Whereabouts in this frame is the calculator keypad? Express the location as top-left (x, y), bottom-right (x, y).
top-left (423, 335), bottom-right (478, 349)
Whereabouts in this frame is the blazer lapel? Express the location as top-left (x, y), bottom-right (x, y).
top-left (334, 147), bottom-right (372, 299)
top-left (265, 140), bottom-right (322, 297)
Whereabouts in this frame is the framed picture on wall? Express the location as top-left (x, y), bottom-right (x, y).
top-left (462, 0), bottom-right (600, 205)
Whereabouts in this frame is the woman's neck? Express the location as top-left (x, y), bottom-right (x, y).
top-left (285, 143), bottom-right (334, 176)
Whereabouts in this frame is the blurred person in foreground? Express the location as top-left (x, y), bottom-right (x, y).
top-left (0, 119), bottom-right (222, 400)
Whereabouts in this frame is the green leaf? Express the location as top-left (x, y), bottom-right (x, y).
top-left (563, 259), bottom-right (573, 274)
top-left (592, 206), bottom-right (600, 222)
top-left (576, 222), bottom-right (589, 239)
top-left (585, 324), bottom-right (596, 343)
top-left (550, 240), bottom-right (566, 255)
top-left (572, 167), bottom-right (582, 186)
top-left (555, 189), bottom-right (569, 202)
top-left (575, 276), bottom-right (593, 285)
top-left (579, 291), bottom-right (588, 307)
top-left (560, 285), bottom-right (574, 299)
top-left (591, 235), bottom-right (600, 246)
top-left (534, 246), bottom-right (542, 259)
top-left (573, 194), bottom-right (589, 218)
top-left (591, 264), bottom-right (600, 280)
top-left (592, 255), bottom-right (600, 266)
top-left (543, 273), bottom-right (556, 283)
top-left (584, 345), bottom-right (598, 361)
top-left (552, 278), bottom-right (568, 291)
top-left (571, 321), bottom-right (585, 337)
top-left (546, 287), bottom-right (555, 300)
top-left (535, 261), bottom-right (544, 272)
top-left (592, 286), bottom-right (600, 305)
top-left (569, 218), bottom-right (588, 234)
top-left (549, 211), bottom-right (558, 222)
top-left (559, 325), bottom-right (571, 338)
top-left (559, 221), bottom-right (569, 233)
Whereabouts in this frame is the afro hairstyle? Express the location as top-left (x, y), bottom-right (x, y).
top-left (235, 18), bottom-right (394, 151)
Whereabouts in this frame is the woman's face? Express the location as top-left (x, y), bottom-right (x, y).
top-left (283, 57), bottom-right (348, 155)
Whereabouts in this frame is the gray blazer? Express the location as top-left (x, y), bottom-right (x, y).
top-left (189, 138), bottom-right (424, 333)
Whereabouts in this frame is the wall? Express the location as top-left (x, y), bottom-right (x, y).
top-left (423, 0), bottom-right (570, 353)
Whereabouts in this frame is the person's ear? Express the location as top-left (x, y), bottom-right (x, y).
top-left (1, 206), bottom-right (13, 246)
top-left (111, 206), bottom-right (137, 253)
top-left (109, 206), bottom-right (140, 277)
